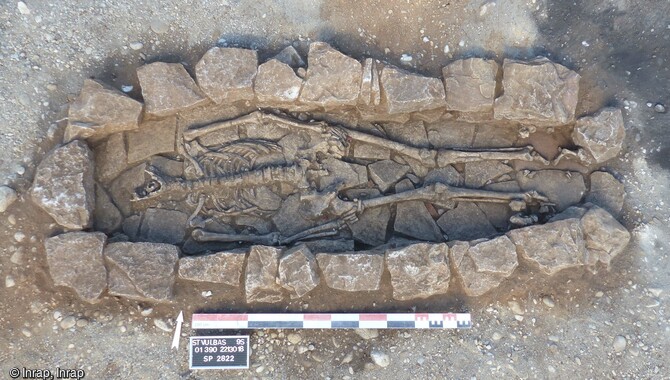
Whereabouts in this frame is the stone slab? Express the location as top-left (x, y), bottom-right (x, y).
top-left (30, 141), bottom-right (95, 230)
top-left (45, 232), bottom-right (108, 303)
top-left (104, 242), bottom-right (179, 302)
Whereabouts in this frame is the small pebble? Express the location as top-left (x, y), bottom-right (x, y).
top-left (76, 319), bottom-right (88, 327)
top-left (0, 186), bottom-right (18, 212)
top-left (121, 85), bottom-right (133, 93)
top-left (654, 104), bottom-right (666, 113)
top-left (542, 296), bottom-right (555, 308)
top-left (508, 301), bottom-right (524, 315)
top-left (297, 345), bottom-right (309, 354)
top-left (648, 288), bottom-right (662, 297)
top-left (150, 19), bottom-right (169, 34)
top-left (5, 275), bottom-right (15, 288)
top-left (400, 54), bottom-right (413, 63)
top-left (8, 214), bottom-right (16, 225)
top-left (255, 365), bottom-right (265, 373)
top-left (355, 329), bottom-right (379, 340)
top-left (492, 332), bottom-right (503, 341)
top-left (10, 250), bottom-right (23, 264)
top-left (595, 291), bottom-right (604, 298)
top-left (17, 1), bottom-right (30, 15)
top-left (140, 308), bottom-right (153, 317)
top-left (201, 290), bottom-right (212, 297)
top-left (14, 231), bottom-right (26, 242)
top-left (417, 356), bottom-right (425, 365)
top-left (53, 311), bottom-right (63, 321)
top-left (21, 328), bottom-right (32, 337)
top-left (287, 333), bottom-right (302, 345)
top-left (341, 351), bottom-right (354, 364)
top-left (370, 349), bottom-right (390, 368)
top-left (119, 325), bottom-right (127, 333)
top-left (60, 316), bottom-right (77, 329)
top-left (514, 315), bottom-right (524, 322)
top-left (613, 335), bottom-right (627, 353)
top-left (443, 44), bottom-right (450, 54)
top-left (129, 42), bottom-right (144, 50)
top-left (153, 318), bottom-right (171, 332)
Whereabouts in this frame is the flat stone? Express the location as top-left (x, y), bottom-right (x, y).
top-left (273, 45), bottom-right (305, 67)
top-left (299, 42), bottom-right (362, 109)
top-left (476, 201), bottom-right (515, 230)
top-left (94, 133), bottom-right (127, 183)
top-left (382, 120), bottom-right (429, 147)
top-left (272, 194), bottom-right (322, 237)
top-left (319, 158), bottom-right (368, 191)
top-left (437, 202), bottom-right (497, 241)
top-left (0, 186), bottom-right (18, 213)
top-left (359, 58), bottom-right (381, 107)
top-left (137, 62), bottom-right (208, 118)
top-left (195, 47), bottom-right (257, 104)
top-left (464, 161), bottom-right (513, 188)
top-left (346, 189), bottom-right (390, 246)
top-left (385, 242), bottom-right (450, 300)
top-left (507, 218), bottom-right (587, 275)
top-left (368, 160), bottom-right (410, 192)
top-left (380, 66), bottom-right (446, 114)
top-left (443, 58), bottom-right (499, 114)
top-left (302, 239), bottom-right (355, 253)
top-left (352, 142), bottom-right (391, 160)
top-left (449, 236), bottom-right (518, 297)
top-left (45, 232), bottom-right (107, 303)
top-left (426, 121), bottom-right (476, 150)
top-left (126, 116), bottom-right (177, 164)
top-left (104, 242), bottom-right (179, 302)
top-left (278, 245), bottom-right (320, 298)
top-left (316, 251), bottom-right (384, 292)
top-left (471, 124), bottom-right (519, 149)
top-left (394, 179), bottom-right (444, 242)
top-left (66, 79), bottom-right (142, 142)
top-left (254, 59), bottom-right (303, 107)
top-left (245, 245), bottom-right (284, 303)
top-left (122, 215), bottom-right (142, 241)
top-left (109, 163), bottom-right (147, 216)
top-left (572, 108), bottom-right (626, 164)
top-left (494, 58), bottom-right (580, 125)
top-left (138, 208), bottom-right (189, 244)
top-left (517, 170), bottom-right (585, 211)
top-left (580, 206), bottom-right (630, 267)
top-left (548, 205), bottom-right (588, 222)
top-left (586, 171), bottom-right (625, 215)
top-left (148, 156), bottom-right (184, 178)
top-left (178, 249), bottom-right (247, 286)
top-left (424, 166), bottom-right (462, 186)
top-left (246, 186), bottom-right (283, 211)
top-left (30, 141), bottom-right (95, 229)
top-left (94, 184), bottom-right (122, 234)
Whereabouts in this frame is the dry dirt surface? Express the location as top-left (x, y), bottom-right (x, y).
top-left (1, 1), bottom-right (669, 379)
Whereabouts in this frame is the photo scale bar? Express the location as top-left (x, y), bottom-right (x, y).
top-left (192, 313), bottom-right (471, 330)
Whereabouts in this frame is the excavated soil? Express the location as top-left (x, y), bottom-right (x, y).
top-left (1, 1), bottom-right (668, 379)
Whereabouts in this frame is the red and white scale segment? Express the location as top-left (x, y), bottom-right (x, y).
top-left (192, 313), bottom-right (471, 330)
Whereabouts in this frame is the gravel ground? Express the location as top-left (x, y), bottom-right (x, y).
top-left (1, 1), bottom-right (669, 379)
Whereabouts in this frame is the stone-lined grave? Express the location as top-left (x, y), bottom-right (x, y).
top-left (32, 42), bottom-right (630, 304)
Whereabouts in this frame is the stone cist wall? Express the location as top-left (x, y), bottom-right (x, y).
top-left (32, 42), bottom-right (631, 305)
top-left (43, 203), bottom-right (629, 304)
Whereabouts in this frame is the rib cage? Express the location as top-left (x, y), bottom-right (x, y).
top-left (196, 140), bottom-right (285, 177)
